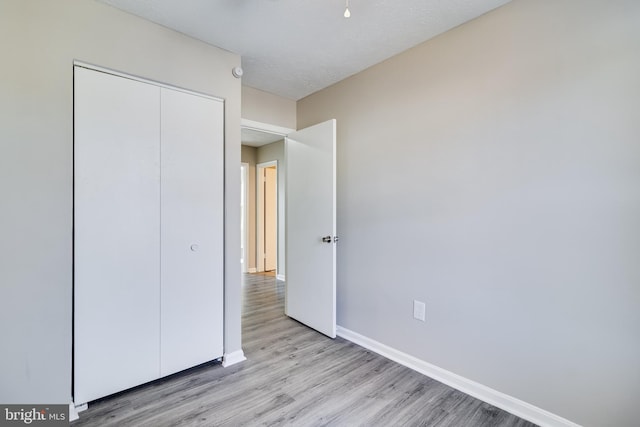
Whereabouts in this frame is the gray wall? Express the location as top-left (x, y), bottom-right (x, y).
top-left (257, 141), bottom-right (286, 277)
top-left (242, 86), bottom-right (296, 129)
top-left (297, 0), bottom-right (640, 426)
top-left (0, 0), bottom-right (242, 404)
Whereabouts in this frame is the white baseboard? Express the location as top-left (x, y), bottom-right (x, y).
top-left (276, 274), bottom-right (285, 281)
top-left (336, 326), bottom-right (581, 427)
top-left (248, 268), bottom-right (257, 273)
top-left (222, 349), bottom-right (247, 367)
top-left (69, 402), bottom-right (79, 422)
top-left (69, 400), bottom-right (87, 421)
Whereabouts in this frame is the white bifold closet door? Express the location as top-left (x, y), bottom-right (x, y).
top-left (74, 67), bottom-right (161, 404)
top-left (74, 66), bottom-right (223, 404)
top-left (159, 87), bottom-right (224, 377)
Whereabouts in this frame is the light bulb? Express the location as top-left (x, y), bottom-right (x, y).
top-left (344, 0), bottom-right (351, 18)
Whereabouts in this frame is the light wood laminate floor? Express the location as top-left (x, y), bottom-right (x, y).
top-left (72, 274), bottom-right (537, 427)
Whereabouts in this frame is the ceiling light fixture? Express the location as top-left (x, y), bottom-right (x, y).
top-left (343, 0), bottom-right (351, 18)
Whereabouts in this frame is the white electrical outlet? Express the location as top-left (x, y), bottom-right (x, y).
top-left (413, 300), bottom-right (426, 322)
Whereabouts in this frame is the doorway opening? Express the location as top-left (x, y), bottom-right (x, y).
top-left (240, 119), bottom-right (294, 280)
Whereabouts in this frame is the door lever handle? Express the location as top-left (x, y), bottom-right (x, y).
top-left (322, 236), bottom-right (332, 243)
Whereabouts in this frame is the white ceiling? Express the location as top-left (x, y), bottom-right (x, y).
top-left (97, 0), bottom-right (511, 101)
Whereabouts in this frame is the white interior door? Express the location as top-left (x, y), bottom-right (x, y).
top-left (256, 161), bottom-right (276, 273)
top-left (74, 67), bottom-right (161, 403)
top-left (285, 119), bottom-right (336, 338)
top-left (160, 88), bottom-right (224, 376)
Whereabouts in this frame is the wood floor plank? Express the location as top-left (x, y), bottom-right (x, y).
top-left (72, 274), bottom-right (538, 427)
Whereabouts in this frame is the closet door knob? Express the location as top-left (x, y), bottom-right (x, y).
top-left (190, 244), bottom-right (199, 252)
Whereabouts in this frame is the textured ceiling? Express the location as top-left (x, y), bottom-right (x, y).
top-left (97, 0), bottom-right (511, 100)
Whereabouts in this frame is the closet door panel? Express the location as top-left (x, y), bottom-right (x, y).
top-left (74, 67), bottom-right (161, 403)
top-left (160, 88), bottom-right (224, 376)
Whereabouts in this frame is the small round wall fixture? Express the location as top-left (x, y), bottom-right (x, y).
top-left (232, 66), bottom-right (244, 79)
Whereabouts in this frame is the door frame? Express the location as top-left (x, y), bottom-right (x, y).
top-left (256, 161), bottom-right (278, 273)
top-left (240, 119), bottom-right (294, 278)
top-left (241, 118), bottom-right (294, 137)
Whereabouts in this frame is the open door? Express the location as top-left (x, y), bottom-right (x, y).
top-left (285, 119), bottom-right (336, 338)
